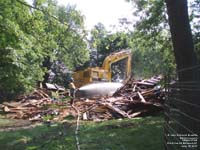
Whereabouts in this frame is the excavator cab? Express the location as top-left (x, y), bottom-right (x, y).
top-left (73, 67), bottom-right (109, 88)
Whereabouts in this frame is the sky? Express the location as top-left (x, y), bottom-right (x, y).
top-left (57, 0), bottom-right (134, 30)
top-left (26, 0), bottom-right (194, 31)
top-left (26, 0), bottom-right (134, 31)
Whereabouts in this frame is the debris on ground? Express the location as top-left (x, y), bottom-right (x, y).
top-left (73, 75), bottom-right (164, 121)
top-left (0, 75), bottom-right (164, 122)
top-left (0, 89), bottom-right (74, 122)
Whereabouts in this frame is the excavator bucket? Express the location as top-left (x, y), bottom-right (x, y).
top-left (75, 82), bottom-right (123, 98)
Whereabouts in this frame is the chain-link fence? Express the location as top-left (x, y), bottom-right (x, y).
top-left (164, 65), bottom-right (200, 150)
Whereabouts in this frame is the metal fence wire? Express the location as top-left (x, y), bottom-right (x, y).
top-left (164, 65), bottom-right (200, 150)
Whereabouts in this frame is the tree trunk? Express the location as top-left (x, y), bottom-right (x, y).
top-left (165, 0), bottom-right (198, 75)
top-left (165, 0), bottom-right (200, 148)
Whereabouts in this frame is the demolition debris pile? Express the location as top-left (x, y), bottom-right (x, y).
top-left (0, 90), bottom-right (73, 122)
top-left (74, 75), bottom-right (164, 120)
top-left (0, 76), bottom-right (164, 122)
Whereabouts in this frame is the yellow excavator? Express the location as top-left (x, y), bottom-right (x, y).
top-left (72, 49), bottom-right (132, 98)
top-left (73, 49), bottom-right (132, 88)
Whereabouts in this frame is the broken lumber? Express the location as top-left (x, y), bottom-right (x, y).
top-left (100, 102), bottom-right (130, 118)
top-left (0, 75), bottom-right (164, 122)
top-left (137, 92), bottom-right (146, 102)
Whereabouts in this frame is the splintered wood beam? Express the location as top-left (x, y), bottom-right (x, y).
top-left (135, 81), bottom-right (154, 86)
top-left (137, 92), bottom-right (146, 102)
top-left (100, 102), bottom-right (130, 118)
top-left (129, 109), bottom-right (149, 118)
top-left (132, 84), bottom-right (137, 92)
top-left (82, 112), bottom-right (88, 120)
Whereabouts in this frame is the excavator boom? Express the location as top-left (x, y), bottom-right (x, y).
top-left (101, 50), bottom-right (132, 81)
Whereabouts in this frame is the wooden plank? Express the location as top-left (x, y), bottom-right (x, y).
top-left (100, 102), bottom-right (130, 118)
top-left (129, 110), bottom-right (148, 118)
top-left (83, 112), bottom-right (88, 120)
top-left (2, 102), bottom-right (21, 108)
top-left (132, 84), bottom-right (137, 92)
top-left (137, 92), bottom-right (146, 102)
top-left (4, 106), bottom-right (10, 112)
top-left (135, 81), bottom-right (154, 86)
top-left (129, 112), bottom-right (142, 118)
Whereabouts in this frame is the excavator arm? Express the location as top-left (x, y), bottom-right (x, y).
top-left (102, 50), bottom-right (132, 81)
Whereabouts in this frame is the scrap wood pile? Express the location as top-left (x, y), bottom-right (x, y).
top-left (0, 75), bottom-right (164, 122)
top-left (0, 89), bottom-right (75, 122)
top-left (74, 75), bottom-right (164, 121)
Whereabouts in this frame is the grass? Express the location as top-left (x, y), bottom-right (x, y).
top-left (0, 115), bottom-right (31, 129)
top-left (79, 116), bottom-right (164, 150)
top-left (0, 116), bottom-right (164, 150)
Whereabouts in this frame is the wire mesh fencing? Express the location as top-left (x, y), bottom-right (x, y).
top-left (164, 65), bottom-right (200, 150)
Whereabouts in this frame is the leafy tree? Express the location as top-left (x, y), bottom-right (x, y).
top-left (131, 28), bottom-right (175, 77)
top-left (90, 23), bottom-right (108, 50)
top-left (126, 0), bottom-right (200, 77)
top-left (126, 0), bottom-right (176, 77)
top-left (89, 23), bottom-right (131, 66)
top-left (0, 0), bottom-right (45, 99)
top-left (31, 0), bottom-right (89, 84)
top-left (0, 0), bottom-right (89, 100)
top-left (56, 4), bottom-right (89, 69)
top-left (190, 0), bottom-right (200, 61)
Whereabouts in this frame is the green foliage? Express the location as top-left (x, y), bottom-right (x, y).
top-left (126, 0), bottom-right (176, 77)
top-left (55, 4), bottom-right (89, 69)
top-left (90, 23), bottom-right (108, 49)
top-left (90, 24), bottom-right (132, 66)
top-left (88, 1), bottom-right (177, 77)
top-left (131, 30), bottom-right (175, 78)
top-left (0, 0), bottom-right (89, 100)
top-left (126, 0), bottom-right (200, 77)
top-left (42, 115), bottom-right (54, 121)
top-left (190, 0), bottom-right (200, 62)
top-left (0, 0), bottom-right (45, 99)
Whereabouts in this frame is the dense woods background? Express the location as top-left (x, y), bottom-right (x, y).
top-left (0, 0), bottom-right (199, 100)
